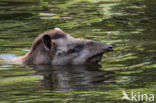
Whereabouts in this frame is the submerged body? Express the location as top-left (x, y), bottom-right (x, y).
top-left (14, 28), bottom-right (113, 65)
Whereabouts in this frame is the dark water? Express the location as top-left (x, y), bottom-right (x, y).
top-left (0, 0), bottom-right (156, 103)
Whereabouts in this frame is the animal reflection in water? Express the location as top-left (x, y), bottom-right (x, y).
top-left (33, 65), bottom-right (114, 90)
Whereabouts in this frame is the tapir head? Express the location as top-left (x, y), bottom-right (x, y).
top-left (21, 28), bottom-right (113, 65)
top-left (39, 28), bottom-right (113, 65)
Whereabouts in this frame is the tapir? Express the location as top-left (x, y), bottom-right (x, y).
top-left (14, 28), bottom-right (113, 65)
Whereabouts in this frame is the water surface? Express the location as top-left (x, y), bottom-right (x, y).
top-left (0, 0), bottom-right (156, 103)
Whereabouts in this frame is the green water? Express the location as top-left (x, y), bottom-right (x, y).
top-left (0, 0), bottom-right (156, 103)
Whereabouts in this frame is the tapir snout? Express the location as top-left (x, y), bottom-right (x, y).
top-left (84, 40), bottom-right (113, 64)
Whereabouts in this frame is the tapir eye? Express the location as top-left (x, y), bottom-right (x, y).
top-left (68, 48), bottom-right (77, 53)
top-left (68, 45), bottom-right (84, 54)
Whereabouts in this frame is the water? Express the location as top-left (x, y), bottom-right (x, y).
top-left (0, 0), bottom-right (156, 103)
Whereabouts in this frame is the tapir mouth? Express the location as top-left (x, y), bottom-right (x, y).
top-left (87, 53), bottom-right (104, 63)
top-left (87, 47), bottom-right (113, 63)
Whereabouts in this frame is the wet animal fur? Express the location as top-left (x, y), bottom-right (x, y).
top-left (13, 28), bottom-right (113, 65)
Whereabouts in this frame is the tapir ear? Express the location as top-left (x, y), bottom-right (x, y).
top-left (43, 34), bottom-right (52, 51)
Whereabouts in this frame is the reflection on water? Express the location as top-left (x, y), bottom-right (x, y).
top-left (0, 0), bottom-right (156, 102)
top-left (34, 65), bottom-right (114, 90)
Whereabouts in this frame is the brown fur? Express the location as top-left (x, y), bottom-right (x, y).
top-left (22, 29), bottom-right (66, 65)
top-left (30, 30), bottom-right (66, 55)
top-left (14, 28), bottom-right (113, 65)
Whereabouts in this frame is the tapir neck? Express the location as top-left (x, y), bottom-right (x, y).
top-left (22, 44), bottom-right (51, 65)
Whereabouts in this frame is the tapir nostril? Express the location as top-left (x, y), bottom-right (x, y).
top-left (109, 46), bottom-right (113, 49)
top-left (107, 45), bottom-right (113, 51)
